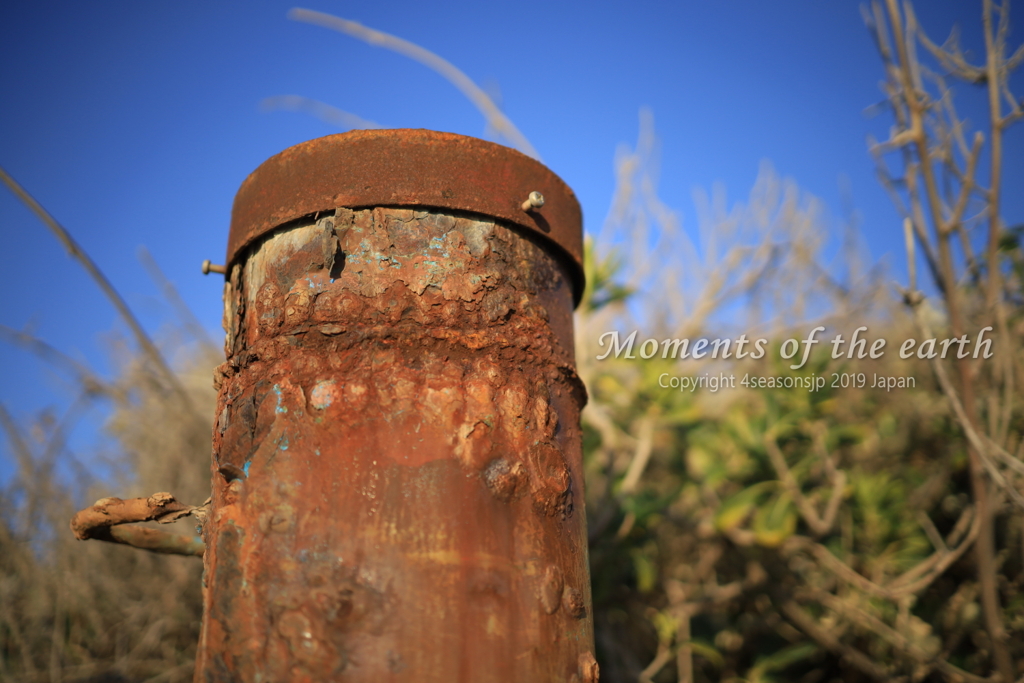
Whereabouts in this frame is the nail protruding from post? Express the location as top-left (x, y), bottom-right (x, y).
top-left (202, 259), bottom-right (227, 275)
top-left (522, 190), bottom-right (545, 211)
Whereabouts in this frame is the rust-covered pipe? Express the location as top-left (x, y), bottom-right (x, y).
top-left (197, 130), bottom-right (597, 682)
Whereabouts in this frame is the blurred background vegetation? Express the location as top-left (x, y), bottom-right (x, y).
top-left (2, 1), bottom-right (1023, 682)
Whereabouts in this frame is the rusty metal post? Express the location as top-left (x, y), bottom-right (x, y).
top-left (196, 130), bottom-right (597, 682)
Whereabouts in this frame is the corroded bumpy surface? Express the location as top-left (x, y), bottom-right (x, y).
top-left (196, 207), bottom-right (595, 682)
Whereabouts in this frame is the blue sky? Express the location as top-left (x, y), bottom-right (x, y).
top-left (1, 1), bottom-right (1021, 468)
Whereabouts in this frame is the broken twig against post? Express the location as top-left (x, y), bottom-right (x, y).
top-left (70, 492), bottom-right (208, 557)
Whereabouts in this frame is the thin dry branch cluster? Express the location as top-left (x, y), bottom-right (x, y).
top-left (577, 3), bottom-right (1023, 677)
top-left (577, 124), bottom-right (923, 680)
top-left (865, 1), bottom-right (1024, 680)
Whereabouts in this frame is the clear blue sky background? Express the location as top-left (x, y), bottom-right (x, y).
top-left (1, 2), bottom-right (1021, 473)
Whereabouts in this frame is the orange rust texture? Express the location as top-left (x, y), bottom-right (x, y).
top-left (196, 207), bottom-right (596, 682)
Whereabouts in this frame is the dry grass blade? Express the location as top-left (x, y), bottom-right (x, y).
top-left (0, 325), bottom-right (118, 400)
top-left (0, 165), bottom-right (194, 413)
top-left (260, 94), bottom-right (384, 131)
top-left (288, 8), bottom-right (541, 160)
top-left (138, 246), bottom-right (216, 347)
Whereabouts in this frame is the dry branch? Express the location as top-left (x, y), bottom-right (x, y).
top-left (95, 526), bottom-right (205, 557)
top-left (70, 493), bottom-right (205, 559)
top-left (866, 2), bottom-right (1024, 677)
top-left (764, 430), bottom-right (846, 537)
top-left (777, 597), bottom-right (895, 680)
top-left (70, 492), bottom-right (193, 539)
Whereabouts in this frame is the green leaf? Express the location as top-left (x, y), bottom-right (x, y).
top-left (651, 609), bottom-right (676, 644)
top-left (747, 642), bottom-right (818, 678)
top-left (715, 481), bottom-right (776, 532)
top-left (581, 239), bottom-right (635, 312)
top-left (687, 639), bottom-right (724, 668)
top-left (631, 548), bottom-right (658, 593)
top-left (752, 492), bottom-right (797, 547)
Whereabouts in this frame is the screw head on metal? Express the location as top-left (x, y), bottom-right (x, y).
top-left (202, 259), bottom-right (227, 275)
top-left (521, 191), bottom-right (545, 212)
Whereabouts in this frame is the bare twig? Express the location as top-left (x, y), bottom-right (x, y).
top-left (70, 492), bottom-right (193, 539)
top-left (870, 1), bottom-right (1021, 676)
top-left (917, 511), bottom-right (947, 553)
top-left (763, 430), bottom-right (846, 537)
top-left (619, 413), bottom-right (656, 495)
top-left (70, 492), bottom-right (206, 559)
top-left (785, 502), bottom-right (979, 600)
top-left (799, 588), bottom-right (991, 683)
top-left (638, 641), bottom-right (675, 683)
top-left (777, 597), bottom-right (894, 680)
top-left (889, 504), bottom-right (976, 590)
top-left (91, 526), bottom-right (205, 557)
top-left (944, 131), bottom-right (983, 233)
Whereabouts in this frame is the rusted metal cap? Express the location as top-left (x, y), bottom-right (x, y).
top-left (229, 129), bottom-right (585, 304)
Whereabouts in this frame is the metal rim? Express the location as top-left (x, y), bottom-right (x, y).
top-left (228, 129), bottom-right (585, 304)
